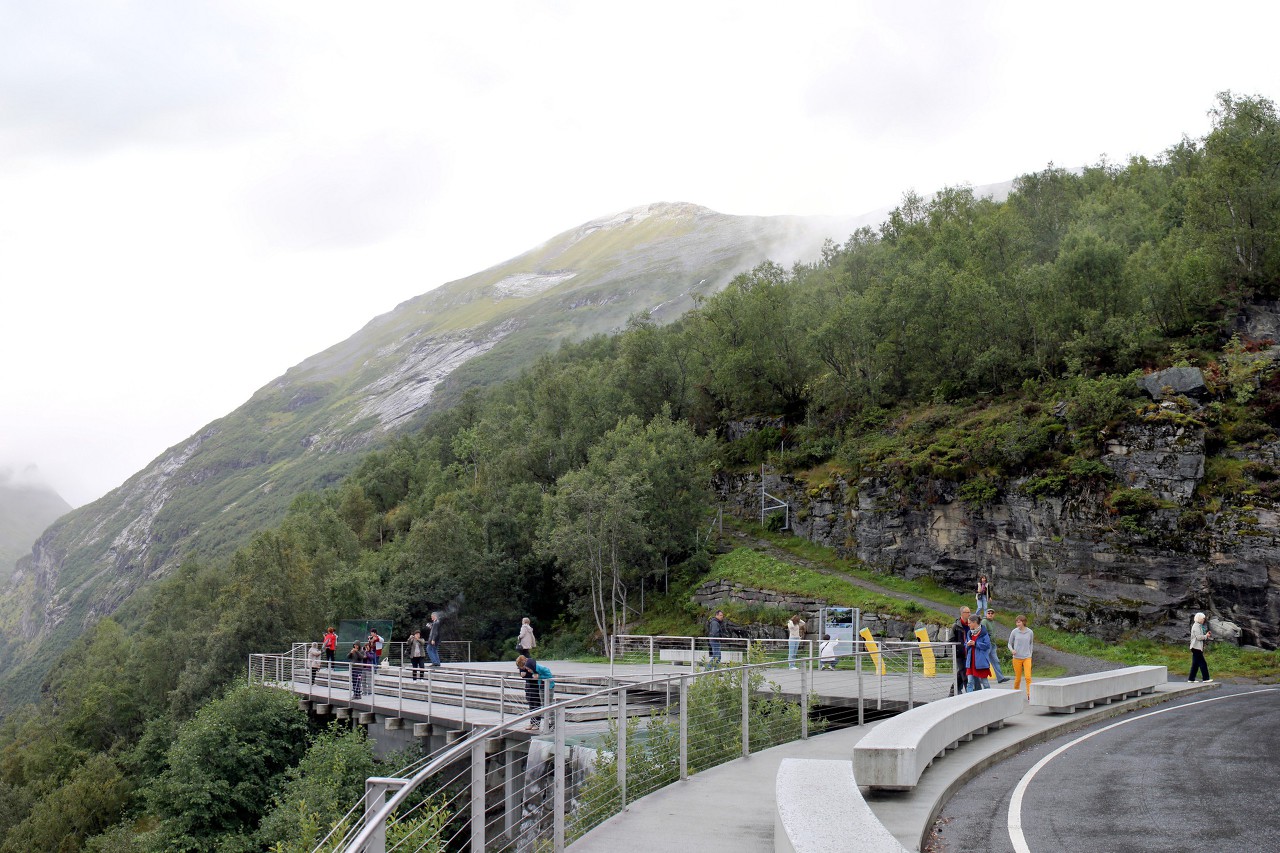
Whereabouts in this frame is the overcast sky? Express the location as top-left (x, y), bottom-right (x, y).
top-left (1, 0), bottom-right (1277, 508)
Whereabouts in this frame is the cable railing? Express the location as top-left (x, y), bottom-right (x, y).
top-left (279, 637), bottom-right (960, 853)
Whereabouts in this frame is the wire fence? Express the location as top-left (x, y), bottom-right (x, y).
top-left (250, 635), bottom-right (961, 853)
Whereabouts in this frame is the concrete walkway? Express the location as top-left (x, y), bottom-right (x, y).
top-left (570, 681), bottom-right (1216, 852)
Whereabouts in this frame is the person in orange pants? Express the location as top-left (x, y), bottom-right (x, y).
top-left (1008, 614), bottom-right (1034, 697)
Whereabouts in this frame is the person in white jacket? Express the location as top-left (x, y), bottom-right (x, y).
top-left (518, 617), bottom-right (537, 656)
top-left (819, 634), bottom-right (839, 670)
top-left (1188, 612), bottom-right (1212, 683)
top-left (307, 642), bottom-right (322, 685)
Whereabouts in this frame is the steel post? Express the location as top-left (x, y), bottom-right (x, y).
top-left (679, 676), bottom-right (689, 781)
top-left (471, 741), bottom-right (486, 852)
top-left (554, 706), bottom-right (566, 852)
top-left (618, 688), bottom-right (628, 809)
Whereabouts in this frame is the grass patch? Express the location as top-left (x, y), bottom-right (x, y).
top-left (1031, 626), bottom-right (1280, 680)
top-left (728, 519), bottom-right (969, 609)
top-left (710, 547), bottom-right (949, 625)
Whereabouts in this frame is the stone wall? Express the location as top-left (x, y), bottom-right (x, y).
top-left (691, 579), bottom-right (948, 642)
top-left (715, 423), bottom-right (1280, 649)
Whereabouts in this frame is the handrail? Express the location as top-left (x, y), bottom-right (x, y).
top-left (329, 639), bottom-right (958, 853)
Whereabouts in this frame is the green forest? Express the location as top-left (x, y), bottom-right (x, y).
top-left (3, 92), bottom-right (1279, 852)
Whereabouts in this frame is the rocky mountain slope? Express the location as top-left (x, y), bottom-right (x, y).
top-left (0, 202), bottom-right (876, 699)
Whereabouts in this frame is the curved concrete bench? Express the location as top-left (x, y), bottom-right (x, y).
top-left (1030, 665), bottom-right (1166, 713)
top-left (774, 759), bottom-right (907, 853)
top-left (852, 690), bottom-right (1025, 790)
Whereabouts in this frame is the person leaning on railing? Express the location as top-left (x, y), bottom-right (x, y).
top-left (348, 642), bottom-right (365, 698)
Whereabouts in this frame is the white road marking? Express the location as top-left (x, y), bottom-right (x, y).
top-left (1007, 688), bottom-right (1278, 853)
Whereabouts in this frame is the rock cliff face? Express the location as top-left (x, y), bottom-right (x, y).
top-left (715, 422), bottom-right (1280, 649)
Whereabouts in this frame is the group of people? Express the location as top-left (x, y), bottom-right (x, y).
top-left (304, 615), bottom-right (446, 697)
top-left (953, 604), bottom-right (1034, 696)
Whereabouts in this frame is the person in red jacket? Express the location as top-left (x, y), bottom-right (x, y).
top-left (323, 627), bottom-right (338, 666)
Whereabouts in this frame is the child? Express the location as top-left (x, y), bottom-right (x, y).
top-left (819, 633), bottom-right (839, 670)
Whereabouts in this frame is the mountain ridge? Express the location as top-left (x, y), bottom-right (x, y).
top-left (0, 199), bottom-right (881, 703)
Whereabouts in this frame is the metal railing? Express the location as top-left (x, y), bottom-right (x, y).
top-left (287, 639), bottom-right (959, 853)
top-left (290, 641), bottom-right (473, 668)
top-left (252, 653), bottom-right (546, 730)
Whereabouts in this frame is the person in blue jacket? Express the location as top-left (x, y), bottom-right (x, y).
top-left (517, 654), bottom-right (555, 731)
top-left (964, 614), bottom-right (993, 692)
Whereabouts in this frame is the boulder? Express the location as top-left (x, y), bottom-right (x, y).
top-left (1208, 616), bottom-right (1243, 645)
top-left (1138, 367), bottom-right (1208, 401)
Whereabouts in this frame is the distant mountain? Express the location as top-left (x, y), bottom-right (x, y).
top-left (0, 201), bottom-right (882, 702)
top-left (0, 473), bottom-right (70, 581)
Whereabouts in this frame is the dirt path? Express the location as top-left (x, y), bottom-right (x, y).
top-left (723, 528), bottom-right (1113, 676)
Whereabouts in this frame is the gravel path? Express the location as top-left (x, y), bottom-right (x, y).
top-left (723, 528), bottom-right (1113, 676)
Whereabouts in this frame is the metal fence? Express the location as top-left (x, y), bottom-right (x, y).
top-left (290, 641), bottom-right (473, 668)
top-left (275, 638), bottom-right (959, 853)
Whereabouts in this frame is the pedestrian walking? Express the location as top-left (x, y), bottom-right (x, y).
top-left (707, 609), bottom-right (725, 667)
top-left (348, 642), bottom-right (365, 698)
top-left (1188, 612), bottom-right (1213, 683)
top-left (517, 617), bottom-right (537, 656)
top-left (426, 612), bottom-right (442, 666)
top-left (787, 613), bottom-right (807, 669)
top-left (408, 630), bottom-right (427, 681)
top-left (976, 574), bottom-right (990, 614)
top-left (964, 615), bottom-right (992, 692)
top-left (323, 627), bottom-right (337, 666)
top-left (307, 642), bottom-right (322, 685)
top-left (1008, 614), bottom-right (1034, 697)
top-left (982, 608), bottom-right (1011, 684)
top-left (952, 606), bottom-right (972, 696)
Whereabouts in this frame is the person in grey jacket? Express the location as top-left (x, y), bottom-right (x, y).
top-left (707, 610), bottom-right (725, 667)
top-left (407, 630), bottom-right (427, 680)
top-left (426, 612), bottom-right (442, 667)
top-left (1007, 615), bottom-right (1034, 697)
top-left (307, 642), bottom-right (322, 685)
top-left (1188, 612), bottom-right (1212, 683)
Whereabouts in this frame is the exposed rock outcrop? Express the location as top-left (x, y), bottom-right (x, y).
top-left (715, 423), bottom-right (1280, 649)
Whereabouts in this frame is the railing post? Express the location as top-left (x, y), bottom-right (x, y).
top-left (428, 666), bottom-right (434, 719)
top-left (363, 777), bottom-right (407, 853)
top-left (503, 735), bottom-right (518, 839)
top-left (618, 688), bottom-right (628, 809)
top-left (471, 740), bottom-right (486, 852)
top-left (800, 660), bottom-right (809, 740)
top-left (741, 667), bottom-right (750, 757)
top-left (678, 676), bottom-right (689, 781)
top-left (908, 647), bottom-right (915, 710)
top-left (649, 636), bottom-right (655, 681)
top-left (554, 706), bottom-right (566, 852)
top-left (857, 649), bottom-right (864, 726)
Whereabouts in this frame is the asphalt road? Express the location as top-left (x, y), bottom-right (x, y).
top-left (928, 685), bottom-right (1280, 853)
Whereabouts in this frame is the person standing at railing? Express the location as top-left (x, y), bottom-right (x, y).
top-left (964, 615), bottom-right (993, 692)
top-left (408, 629), bottom-right (427, 681)
top-left (517, 654), bottom-right (551, 731)
top-left (426, 612), bottom-right (442, 667)
top-left (707, 609), bottom-right (725, 667)
top-left (1008, 614), bottom-right (1034, 697)
top-left (323, 627), bottom-right (337, 667)
top-left (517, 617), bottom-right (537, 656)
top-left (368, 629), bottom-right (384, 666)
top-left (786, 613), bottom-right (807, 669)
top-left (307, 642), bottom-right (322, 685)
top-left (348, 642), bottom-right (365, 698)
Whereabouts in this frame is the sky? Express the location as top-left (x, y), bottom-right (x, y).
top-left (1, 0), bottom-right (1278, 508)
